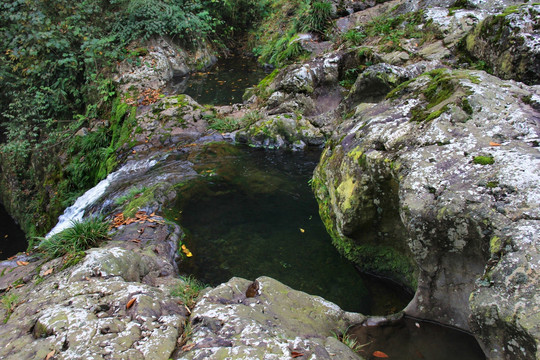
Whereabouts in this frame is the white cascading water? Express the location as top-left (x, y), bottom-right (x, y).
top-left (45, 158), bottom-right (158, 238)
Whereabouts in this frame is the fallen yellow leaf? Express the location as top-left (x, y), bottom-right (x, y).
top-left (299, 228), bottom-right (305, 233)
top-left (186, 252), bottom-right (193, 257)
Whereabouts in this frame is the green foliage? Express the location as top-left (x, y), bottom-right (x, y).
top-left (1, 293), bottom-right (19, 323)
top-left (473, 156), bottom-right (495, 165)
top-left (340, 10), bottom-right (440, 52)
top-left (114, 186), bottom-right (149, 206)
top-left (341, 29), bottom-right (367, 46)
top-left (113, 0), bottom-right (217, 47)
top-left (203, 0), bottom-right (272, 41)
top-left (205, 114), bottom-right (243, 132)
top-left (171, 275), bottom-right (207, 308)
top-left (0, 0), bottom-right (225, 236)
top-left (297, 1), bottom-right (334, 36)
top-left (332, 329), bottom-right (371, 353)
top-left (251, 0), bottom-right (334, 66)
top-left (241, 110), bottom-right (264, 126)
top-left (37, 217), bottom-right (110, 259)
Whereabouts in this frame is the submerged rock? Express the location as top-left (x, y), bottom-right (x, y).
top-left (176, 276), bottom-right (365, 360)
top-left (313, 68), bottom-right (540, 358)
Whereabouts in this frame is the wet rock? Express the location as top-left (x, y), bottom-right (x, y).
top-left (176, 276), bottom-right (365, 360)
top-left (235, 113), bottom-right (325, 150)
top-left (313, 68), bottom-right (540, 358)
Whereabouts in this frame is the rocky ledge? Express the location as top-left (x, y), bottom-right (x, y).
top-left (312, 68), bottom-right (540, 358)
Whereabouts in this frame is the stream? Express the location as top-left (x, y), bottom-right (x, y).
top-left (43, 55), bottom-right (486, 358)
top-left (166, 55), bottom-right (269, 105)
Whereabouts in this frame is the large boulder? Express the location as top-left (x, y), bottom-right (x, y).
top-left (464, 3), bottom-right (540, 85)
top-left (114, 37), bottom-right (216, 94)
top-left (235, 113), bottom-right (325, 150)
top-left (176, 276), bottom-right (365, 360)
top-left (0, 222), bottom-right (189, 360)
top-left (312, 68), bottom-right (540, 358)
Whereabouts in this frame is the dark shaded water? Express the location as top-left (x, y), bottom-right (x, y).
top-left (0, 203), bottom-right (27, 260)
top-left (349, 317), bottom-right (486, 360)
top-left (165, 144), bottom-right (411, 314)
top-left (167, 55), bottom-right (269, 105)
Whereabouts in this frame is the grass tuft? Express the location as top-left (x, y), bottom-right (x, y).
top-left (171, 275), bottom-right (207, 308)
top-left (37, 217), bottom-right (110, 259)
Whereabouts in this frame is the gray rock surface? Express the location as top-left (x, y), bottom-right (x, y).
top-left (312, 68), bottom-right (540, 358)
top-left (114, 37), bottom-right (216, 93)
top-left (464, 4), bottom-right (540, 84)
top-left (176, 276), bottom-right (365, 360)
top-left (0, 222), bottom-right (188, 360)
top-left (236, 113), bottom-right (325, 150)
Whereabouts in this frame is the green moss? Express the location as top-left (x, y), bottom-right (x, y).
top-left (473, 156), bottom-right (495, 165)
top-left (490, 236), bottom-right (502, 254)
top-left (256, 69), bottom-right (280, 99)
top-left (486, 181), bottom-right (499, 188)
top-left (123, 185), bottom-right (159, 218)
top-left (461, 98), bottom-right (474, 115)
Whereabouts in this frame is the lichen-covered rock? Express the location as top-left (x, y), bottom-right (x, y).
top-left (313, 68), bottom-right (540, 358)
top-left (345, 61), bottom-right (443, 105)
top-left (464, 4), bottom-right (540, 84)
top-left (235, 113), bottom-right (325, 150)
top-left (176, 276), bottom-right (365, 360)
top-left (264, 52), bottom-right (347, 117)
top-left (0, 222), bottom-right (189, 360)
top-left (114, 37), bottom-right (216, 94)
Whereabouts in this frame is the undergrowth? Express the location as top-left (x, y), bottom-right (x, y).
top-left (37, 217), bottom-right (110, 259)
top-left (171, 275), bottom-right (207, 308)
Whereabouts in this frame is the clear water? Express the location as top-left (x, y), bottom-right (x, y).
top-left (0, 203), bottom-right (27, 260)
top-left (165, 143), bottom-right (411, 314)
top-left (349, 317), bottom-right (486, 360)
top-left (167, 55), bottom-right (269, 105)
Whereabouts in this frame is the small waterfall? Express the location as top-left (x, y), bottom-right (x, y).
top-left (46, 158), bottom-right (158, 238)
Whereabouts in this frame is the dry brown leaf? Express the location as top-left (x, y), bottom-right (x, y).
top-left (45, 349), bottom-right (55, 360)
top-left (182, 343), bottom-right (196, 352)
top-left (43, 268), bottom-right (54, 276)
top-left (291, 351), bottom-right (305, 358)
top-left (16, 260), bottom-right (29, 266)
top-left (129, 239), bottom-right (141, 244)
top-left (490, 141), bottom-right (501, 146)
top-left (15, 284), bottom-right (24, 288)
top-left (126, 297), bottom-right (136, 309)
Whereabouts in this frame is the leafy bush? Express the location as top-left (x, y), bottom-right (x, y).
top-left (38, 217), bottom-right (110, 259)
top-left (113, 0), bottom-right (217, 47)
top-left (251, 0), bottom-right (334, 66)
